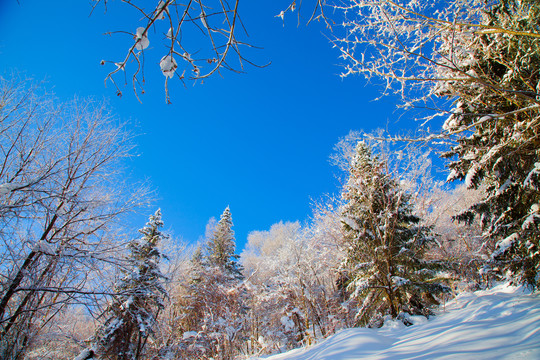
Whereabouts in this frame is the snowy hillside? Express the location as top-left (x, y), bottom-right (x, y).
top-left (252, 284), bottom-right (540, 360)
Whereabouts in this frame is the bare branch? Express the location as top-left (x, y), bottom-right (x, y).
top-left (93, 0), bottom-right (262, 103)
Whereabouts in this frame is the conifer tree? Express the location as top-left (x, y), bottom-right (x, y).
top-left (173, 207), bottom-right (245, 359)
top-left (328, 0), bottom-right (540, 288)
top-left (87, 209), bottom-right (168, 360)
top-left (439, 0), bottom-right (540, 288)
top-left (206, 206), bottom-right (244, 280)
top-left (341, 143), bottom-right (449, 327)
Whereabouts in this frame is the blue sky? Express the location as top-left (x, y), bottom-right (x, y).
top-left (0, 0), bottom-right (406, 249)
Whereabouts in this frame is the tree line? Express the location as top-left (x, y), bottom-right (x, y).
top-left (2, 0), bottom-right (539, 358)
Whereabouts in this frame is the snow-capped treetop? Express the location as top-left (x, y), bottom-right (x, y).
top-left (341, 142), bottom-right (449, 327)
top-left (206, 206), bottom-right (243, 279)
top-left (89, 209), bottom-right (168, 360)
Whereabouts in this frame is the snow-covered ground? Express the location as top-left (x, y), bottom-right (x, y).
top-left (252, 284), bottom-right (540, 359)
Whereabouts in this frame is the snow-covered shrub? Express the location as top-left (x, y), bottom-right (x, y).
top-left (241, 214), bottom-right (348, 356)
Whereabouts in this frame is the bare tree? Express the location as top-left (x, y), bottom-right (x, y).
top-left (0, 77), bottom-right (149, 359)
top-left (92, 0), bottom-right (264, 103)
top-left (277, 1), bottom-right (331, 27)
top-left (22, 307), bottom-right (95, 360)
top-left (241, 217), bottom-right (348, 356)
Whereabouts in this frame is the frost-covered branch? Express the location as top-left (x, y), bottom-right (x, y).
top-left (0, 77), bottom-right (150, 358)
top-left (94, 0), bottom-right (264, 103)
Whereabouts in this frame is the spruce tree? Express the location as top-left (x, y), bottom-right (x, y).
top-left (341, 143), bottom-right (449, 327)
top-left (441, 0), bottom-right (540, 287)
top-left (88, 209), bottom-right (168, 360)
top-left (173, 207), bottom-right (245, 359)
top-left (206, 206), bottom-right (244, 280)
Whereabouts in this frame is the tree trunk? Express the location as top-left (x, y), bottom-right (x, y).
top-left (0, 214), bottom-right (58, 322)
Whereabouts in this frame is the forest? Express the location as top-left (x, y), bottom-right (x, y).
top-left (1, 0), bottom-right (539, 359)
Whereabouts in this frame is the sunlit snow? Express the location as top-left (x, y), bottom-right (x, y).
top-left (251, 284), bottom-right (540, 360)
top-left (135, 27), bottom-right (149, 50)
top-left (0, 183), bottom-right (17, 195)
top-left (160, 55), bottom-right (177, 78)
top-left (492, 233), bottom-right (519, 259)
top-left (156, 1), bottom-right (167, 20)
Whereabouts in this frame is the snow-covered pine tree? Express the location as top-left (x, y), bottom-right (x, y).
top-left (341, 143), bottom-right (449, 327)
top-left (438, 0), bottom-right (540, 288)
top-left (87, 209), bottom-right (168, 360)
top-left (206, 206), bottom-right (244, 280)
top-left (325, 0), bottom-right (540, 287)
top-left (173, 207), bottom-right (246, 360)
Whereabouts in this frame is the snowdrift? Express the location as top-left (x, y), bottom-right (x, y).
top-left (252, 284), bottom-right (540, 359)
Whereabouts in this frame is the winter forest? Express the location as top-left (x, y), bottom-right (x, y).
top-left (1, 0), bottom-right (540, 359)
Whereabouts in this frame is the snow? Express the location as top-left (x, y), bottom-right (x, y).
top-left (342, 217), bottom-right (360, 231)
top-left (281, 316), bottom-right (295, 331)
top-left (465, 163), bottom-right (480, 188)
top-left (492, 233), bottom-right (519, 259)
top-left (156, 1), bottom-right (167, 20)
top-left (480, 144), bottom-right (502, 165)
top-left (522, 213), bottom-right (539, 230)
top-left (122, 296), bottom-right (134, 310)
top-left (160, 55), bottom-right (177, 78)
top-left (390, 276), bottom-right (409, 287)
top-left (442, 116), bottom-right (458, 131)
top-left (135, 27), bottom-right (149, 50)
top-left (0, 182), bottom-right (17, 195)
top-left (445, 169), bottom-right (459, 182)
top-left (524, 163), bottom-right (540, 189)
top-left (200, 13), bottom-right (209, 29)
top-left (183, 331), bottom-right (198, 339)
top-left (251, 284), bottom-right (540, 359)
top-left (74, 348), bottom-right (95, 360)
top-left (478, 115), bottom-right (494, 122)
top-left (496, 178), bottom-right (512, 195)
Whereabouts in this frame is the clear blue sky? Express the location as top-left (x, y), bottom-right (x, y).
top-left (0, 0), bottom-right (406, 250)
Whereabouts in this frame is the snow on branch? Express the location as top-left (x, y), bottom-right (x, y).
top-left (94, 0), bottom-right (265, 103)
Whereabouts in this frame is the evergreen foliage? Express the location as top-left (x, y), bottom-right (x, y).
top-left (206, 206), bottom-right (244, 279)
top-left (330, 0), bottom-right (540, 288)
top-left (439, 0), bottom-right (540, 287)
top-left (172, 207), bottom-right (246, 360)
top-left (90, 209), bottom-right (168, 360)
top-left (341, 143), bottom-right (449, 327)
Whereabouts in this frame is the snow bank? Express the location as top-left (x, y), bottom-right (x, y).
top-left (251, 284), bottom-right (540, 359)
